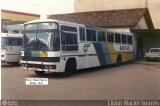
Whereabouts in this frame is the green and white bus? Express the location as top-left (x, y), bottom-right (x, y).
top-left (20, 19), bottom-right (134, 76)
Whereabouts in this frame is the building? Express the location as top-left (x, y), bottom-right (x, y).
top-left (74, 0), bottom-right (160, 29)
top-left (48, 0), bottom-right (160, 59)
top-left (1, 9), bottom-right (40, 33)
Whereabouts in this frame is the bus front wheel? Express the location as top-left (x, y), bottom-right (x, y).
top-left (62, 58), bottom-right (77, 77)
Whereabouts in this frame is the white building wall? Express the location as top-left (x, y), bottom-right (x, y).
top-left (135, 16), bottom-right (149, 29)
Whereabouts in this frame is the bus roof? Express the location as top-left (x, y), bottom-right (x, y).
top-left (1, 33), bottom-right (23, 38)
top-left (24, 19), bottom-right (133, 35)
top-left (24, 19), bottom-right (97, 28)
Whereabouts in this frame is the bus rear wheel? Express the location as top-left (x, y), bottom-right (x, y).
top-left (34, 71), bottom-right (45, 76)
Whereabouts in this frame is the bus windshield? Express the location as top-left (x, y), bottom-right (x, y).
top-left (24, 22), bottom-right (60, 51)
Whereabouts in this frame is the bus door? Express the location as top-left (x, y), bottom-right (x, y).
top-left (60, 25), bottom-right (79, 71)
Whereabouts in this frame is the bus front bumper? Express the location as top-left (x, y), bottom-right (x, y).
top-left (20, 60), bottom-right (60, 72)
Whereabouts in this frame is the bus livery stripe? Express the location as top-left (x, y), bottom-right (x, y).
top-left (93, 43), bottom-right (112, 66)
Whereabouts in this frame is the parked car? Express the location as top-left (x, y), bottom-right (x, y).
top-left (145, 48), bottom-right (160, 62)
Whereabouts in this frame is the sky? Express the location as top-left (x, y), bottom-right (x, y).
top-left (0, 0), bottom-right (74, 18)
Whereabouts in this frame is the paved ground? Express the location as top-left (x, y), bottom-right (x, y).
top-left (1, 61), bottom-right (160, 101)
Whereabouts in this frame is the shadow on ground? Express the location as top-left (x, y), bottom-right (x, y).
top-left (1, 63), bottom-right (20, 68)
top-left (27, 61), bottom-right (134, 79)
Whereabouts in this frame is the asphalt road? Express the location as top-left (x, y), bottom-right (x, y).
top-left (1, 61), bottom-right (160, 101)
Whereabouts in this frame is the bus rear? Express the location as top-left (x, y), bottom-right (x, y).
top-left (20, 21), bottom-right (61, 75)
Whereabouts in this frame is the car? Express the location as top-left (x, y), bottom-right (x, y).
top-left (145, 48), bottom-right (160, 62)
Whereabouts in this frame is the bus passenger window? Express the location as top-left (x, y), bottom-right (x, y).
top-left (98, 31), bottom-right (106, 42)
top-left (86, 29), bottom-right (96, 41)
top-left (61, 32), bottom-right (78, 51)
top-left (61, 25), bottom-right (77, 32)
top-left (79, 28), bottom-right (85, 41)
top-left (107, 32), bottom-right (114, 43)
top-left (115, 33), bottom-right (121, 43)
top-left (122, 34), bottom-right (127, 44)
top-left (86, 29), bottom-right (92, 41)
top-left (127, 36), bottom-right (133, 44)
top-left (92, 30), bottom-right (96, 41)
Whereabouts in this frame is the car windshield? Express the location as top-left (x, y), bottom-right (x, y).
top-left (150, 49), bottom-right (160, 52)
top-left (24, 22), bottom-right (60, 51)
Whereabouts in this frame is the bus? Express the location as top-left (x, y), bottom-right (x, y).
top-left (1, 33), bottom-right (22, 64)
top-left (20, 19), bottom-right (134, 76)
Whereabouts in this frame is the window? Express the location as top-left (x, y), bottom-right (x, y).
top-left (86, 29), bottom-right (96, 41)
top-left (17, 39), bottom-right (22, 45)
top-left (107, 32), bottom-right (114, 43)
top-left (115, 33), bottom-right (121, 43)
top-left (61, 32), bottom-right (78, 51)
top-left (121, 34), bottom-right (127, 44)
top-left (38, 23), bottom-right (58, 30)
top-left (92, 30), bottom-right (96, 41)
top-left (61, 25), bottom-right (78, 51)
top-left (13, 30), bottom-right (19, 34)
top-left (98, 31), bottom-right (106, 42)
top-left (86, 29), bottom-right (92, 41)
top-left (79, 27), bottom-right (85, 41)
top-left (61, 25), bottom-right (77, 32)
top-left (7, 38), bottom-right (22, 46)
top-left (150, 49), bottom-right (160, 52)
top-left (25, 23), bottom-right (58, 31)
top-left (127, 36), bottom-right (133, 44)
top-left (25, 24), bottom-right (37, 30)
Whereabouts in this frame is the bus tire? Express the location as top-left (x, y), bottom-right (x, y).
top-left (115, 55), bottom-right (122, 67)
top-left (34, 71), bottom-right (45, 76)
top-left (62, 58), bottom-right (77, 77)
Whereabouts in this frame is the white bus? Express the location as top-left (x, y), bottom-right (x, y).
top-left (20, 19), bottom-right (134, 76)
top-left (1, 33), bottom-right (22, 64)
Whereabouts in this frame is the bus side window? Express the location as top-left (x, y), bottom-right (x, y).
top-left (121, 34), bottom-right (127, 44)
top-left (61, 25), bottom-right (78, 51)
top-left (92, 30), bottom-right (96, 41)
top-left (86, 29), bottom-right (92, 41)
top-left (61, 25), bottom-right (77, 32)
top-left (127, 35), bottom-right (133, 44)
top-left (79, 27), bottom-right (85, 41)
top-left (115, 33), bottom-right (121, 43)
top-left (86, 29), bottom-right (96, 41)
top-left (107, 32), bottom-right (114, 43)
top-left (98, 31), bottom-right (106, 42)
